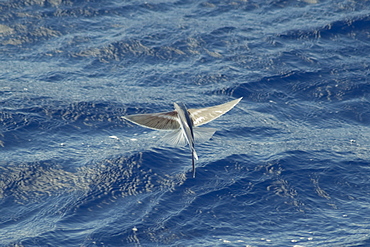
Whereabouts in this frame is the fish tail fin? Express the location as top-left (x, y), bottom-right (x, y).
top-left (192, 152), bottom-right (196, 178)
top-left (193, 127), bottom-right (217, 144)
top-left (161, 129), bottom-right (187, 147)
top-left (192, 148), bottom-right (198, 160)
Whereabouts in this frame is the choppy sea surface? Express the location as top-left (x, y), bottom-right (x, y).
top-left (1, 0), bottom-right (370, 246)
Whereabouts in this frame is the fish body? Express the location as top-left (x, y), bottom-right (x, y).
top-left (173, 102), bottom-right (198, 177)
top-left (123, 97), bottom-right (242, 177)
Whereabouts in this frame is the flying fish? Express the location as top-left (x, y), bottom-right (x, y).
top-left (123, 97), bottom-right (242, 177)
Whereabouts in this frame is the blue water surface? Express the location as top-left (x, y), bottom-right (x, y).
top-left (1, 0), bottom-right (370, 246)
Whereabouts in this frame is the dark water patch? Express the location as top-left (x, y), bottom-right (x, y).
top-left (43, 101), bottom-right (127, 128)
top-left (221, 126), bottom-right (284, 142)
top-left (0, 99), bottom-right (129, 150)
top-left (68, 22), bottom-right (249, 66)
top-left (0, 0), bottom-right (63, 48)
top-left (20, 150), bottom-right (366, 246)
top-left (0, 159), bottom-right (85, 203)
top-left (72, 38), bottom-right (194, 65)
top-left (0, 100), bottom-right (127, 132)
top-left (230, 70), bottom-right (370, 125)
top-left (278, 14), bottom-right (370, 41)
top-left (115, 153), bottom-right (306, 245)
top-left (60, 154), bottom-right (253, 245)
top-left (335, 99), bottom-right (370, 125)
top-left (1, 24), bottom-right (61, 48)
top-left (192, 0), bottom-right (259, 18)
top-left (0, 191), bottom-right (77, 247)
top-left (268, 0), bottom-right (315, 9)
top-left (231, 70), bottom-right (326, 114)
top-left (357, 237), bottom-right (370, 247)
top-left (191, 72), bottom-right (230, 86)
top-left (1, 0), bottom-right (370, 246)
top-left (37, 70), bottom-right (71, 83)
top-left (38, 152), bottom-right (187, 246)
top-left (264, 150), bottom-right (370, 209)
top-left (65, 151), bottom-right (186, 213)
top-left (0, 151), bottom-right (187, 245)
top-left (122, 103), bottom-right (174, 116)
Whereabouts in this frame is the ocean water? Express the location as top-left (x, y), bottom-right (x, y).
top-left (1, 0), bottom-right (370, 246)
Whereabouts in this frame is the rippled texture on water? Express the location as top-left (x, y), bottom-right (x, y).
top-left (1, 0), bottom-right (370, 246)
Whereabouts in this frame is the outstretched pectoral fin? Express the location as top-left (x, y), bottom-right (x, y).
top-left (123, 111), bottom-right (180, 130)
top-left (188, 97), bottom-right (242, 127)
